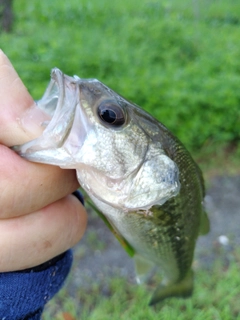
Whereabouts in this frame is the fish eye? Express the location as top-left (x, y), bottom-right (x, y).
top-left (97, 100), bottom-right (126, 127)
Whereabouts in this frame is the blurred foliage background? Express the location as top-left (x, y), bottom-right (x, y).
top-left (1, 0), bottom-right (240, 158)
top-left (1, 1), bottom-right (240, 319)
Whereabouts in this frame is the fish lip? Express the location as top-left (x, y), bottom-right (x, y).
top-left (51, 68), bottom-right (65, 113)
top-left (46, 68), bottom-right (78, 117)
top-left (36, 68), bottom-right (66, 117)
top-left (38, 68), bottom-right (80, 145)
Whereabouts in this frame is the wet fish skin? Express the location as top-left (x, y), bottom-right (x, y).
top-left (13, 69), bottom-right (209, 304)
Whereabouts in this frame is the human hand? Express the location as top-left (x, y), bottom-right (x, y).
top-left (0, 50), bottom-right (87, 272)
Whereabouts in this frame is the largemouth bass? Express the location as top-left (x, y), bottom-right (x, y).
top-left (13, 69), bottom-right (209, 305)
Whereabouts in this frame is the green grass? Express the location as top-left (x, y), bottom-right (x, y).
top-left (43, 247), bottom-right (240, 319)
top-left (1, 0), bottom-right (240, 154)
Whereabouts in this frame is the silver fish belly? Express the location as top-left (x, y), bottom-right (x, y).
top-left (13, 68), bottom-right (209, 305)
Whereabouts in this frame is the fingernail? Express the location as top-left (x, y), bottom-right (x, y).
top-left (19, 103), bottom-right (51, 139)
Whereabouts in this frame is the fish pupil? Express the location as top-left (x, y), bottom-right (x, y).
top-left (100, 109), bottom-right (117, 124)
top-left (97, 100), bottom-right (125, 127)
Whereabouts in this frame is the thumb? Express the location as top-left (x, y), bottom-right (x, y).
top-left (0, 50), bottom-right (48, 146)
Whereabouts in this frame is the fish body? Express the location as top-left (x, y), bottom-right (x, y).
top-left (13, 69), bottom-right (209, 304)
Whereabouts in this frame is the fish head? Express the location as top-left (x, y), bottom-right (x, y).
top-left (14, 69), bottom-right (180, 211)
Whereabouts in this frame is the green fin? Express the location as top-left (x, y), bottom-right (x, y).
top-left (85, 193), bottom-right (135, 257)
top-left (199, 210), bottom-right (210, 235)
top-left (134, 254), bottom-right (155, 284)
top-left (149, 270), bottom-right (194, 306)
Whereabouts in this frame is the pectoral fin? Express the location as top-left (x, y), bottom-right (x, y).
top-left (85, 194), bottom-right (135, 257)
top-left (149, 270), bottom-right (194, 306)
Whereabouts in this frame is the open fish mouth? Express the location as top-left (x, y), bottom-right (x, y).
top-left (37, 68), bottom-right (81, 119)
top-left (27, 68), bottom-right (80, 148)
top-left (12, 69), bottom-right (88, 167)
